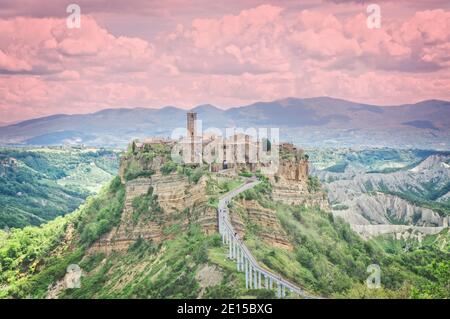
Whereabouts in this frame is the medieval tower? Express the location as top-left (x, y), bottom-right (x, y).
top-left (187, 112), bottom-right (198, 163)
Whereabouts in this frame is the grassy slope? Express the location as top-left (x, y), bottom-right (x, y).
top-left (233, 179), bottom-right (450, 298)
top-left (0, 170), bottom-right (272, 299)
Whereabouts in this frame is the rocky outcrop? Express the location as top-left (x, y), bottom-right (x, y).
top-left (409, 155), bottom-right (450, 173)
top-left (315, 154), bottom-right (450, 238)
top-left (350, 224), bottom-right (446, 240)
top-left (89, 174), bottom-right (217, 255)
top-left (271, 180), bottom-right (329, 210)
top-left (195, 264), bottom-right (223, 298)
top-left (232, 199), bottom-right (293, 250)
top-left (266, 146), bottom-right (330, 210)
top-left (437, 191), bottom-right (450, 203)
top-left (332, 192), bottom-right (450, 239)
top-left (151, 174), bottom-right (206, 213)
top-left (276, 158), bottom-right (309, 182)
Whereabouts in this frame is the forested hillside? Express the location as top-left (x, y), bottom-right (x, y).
top-left (0, 155), bottom-right (448, 299)
top-left (0, 148), bottom-right (119, 228)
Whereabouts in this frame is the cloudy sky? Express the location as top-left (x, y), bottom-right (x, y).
top-left (1, 0), bottom-right (450, 122)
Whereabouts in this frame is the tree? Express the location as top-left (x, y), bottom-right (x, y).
top-left (411, 261), bottom-right (450, 299)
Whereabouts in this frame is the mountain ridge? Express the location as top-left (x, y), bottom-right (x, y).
top-left (4, 97), bottom-right (449, 128)
top-left (1, 97), bottom-right (449, 149)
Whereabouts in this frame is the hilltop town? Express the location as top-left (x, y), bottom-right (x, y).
top-left (91, 112), bottom-right (328, 255)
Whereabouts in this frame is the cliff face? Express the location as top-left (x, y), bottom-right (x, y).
top-left (230, 199), bottom-right (293, 250)
top-left (89, 152), bottom-right (216, 255)
top-left (332, 192), bottom-right (449, 238)
top-left (270, 156), bottom-right (329, 211)
top-left (276, 158), bottom-right (309, 181)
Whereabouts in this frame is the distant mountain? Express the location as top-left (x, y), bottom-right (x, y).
top-left (0, 121), bottom-right (12, 127)
top-left (0, 97), bottom-right (449, 149)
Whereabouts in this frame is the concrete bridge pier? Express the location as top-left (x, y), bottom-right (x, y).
top-left (245, 258), bottom-right (249, 289)
top-left (236, 246), bottom-right (241, 271)
top-left (228, 235), bottom-right (233, 259)
top-left (248, 264), bottom-right (252, 289)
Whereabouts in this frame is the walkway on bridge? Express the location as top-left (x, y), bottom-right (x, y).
top-left (217, 178), bottom-right (318, 299)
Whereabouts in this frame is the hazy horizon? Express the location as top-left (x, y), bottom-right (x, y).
top-left (3, 96), bottom-right (450, 125)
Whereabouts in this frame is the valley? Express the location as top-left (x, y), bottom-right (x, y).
top-left (0, 147), bottom-right (120, 228)
top-left (0, 142), bottom-right (448, 299)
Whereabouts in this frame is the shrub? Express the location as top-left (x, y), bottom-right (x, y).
top-left (161, 161), bottom-right (177, 175)
top-left (307, 176), bottom-right (321, 193)
top-left (190, 167), bottom-right (204, 184)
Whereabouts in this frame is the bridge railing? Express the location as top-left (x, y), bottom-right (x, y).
top-left (217, 180), bottom-right (315, 299)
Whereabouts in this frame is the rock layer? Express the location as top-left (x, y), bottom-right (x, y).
top-left (232, 199), bottom-right (293, 250)
top-left (89, 174), bottom-right (216, 255)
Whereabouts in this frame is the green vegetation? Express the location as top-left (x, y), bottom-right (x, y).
top-left (411, 261), bottom-right (450, 299)
top-left (177, 165), bottom-right (208, 184)
top-left (231, 179), bottom-right (449, 298)
top-left (0, 216), bottom-right (70, 298)
top-left (0, 176), bottom-right (125, 298)
top-left (77, 177), bottom-right (125, 246)
top-left (123, 159), bottom-right (155, 181)
top-left (131, 187), bottom-right (163, 224)
top-left (325, 161), bottom-right (348, 173)
top-left (161, 161), bottom-right (177, 175)
top-left (0, 147), bottom-right (119, 228)
top-left (205, 176), bottom-right (243, 209)
top-left (382, 187), bottom-right (450, 217)
top-left (123, 142), bottom-right (173, 181)
top-left (332, 204), bottom-right (349, 211)
top-left (238, 170), bottom-right (253, 178)
top-left (307, 176), bottom-right (321, 193)
top-left (238, 176), bottom-right (272, 205)
top-left (57, 226), bottom-right (265, 299)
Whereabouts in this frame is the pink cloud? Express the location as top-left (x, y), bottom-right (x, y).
top-left (0, 49), bottom-right (32, 72)
top-left (0, 2), bottom-right (449, 122)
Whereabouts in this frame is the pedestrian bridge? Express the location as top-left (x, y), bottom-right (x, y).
top-left (217, 179), bottom-right (317, 299)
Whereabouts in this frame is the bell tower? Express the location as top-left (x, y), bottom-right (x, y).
top-left (187, 112), bottom-right (197, 164)
top-left (187, 112), bottom-right (197, 140)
